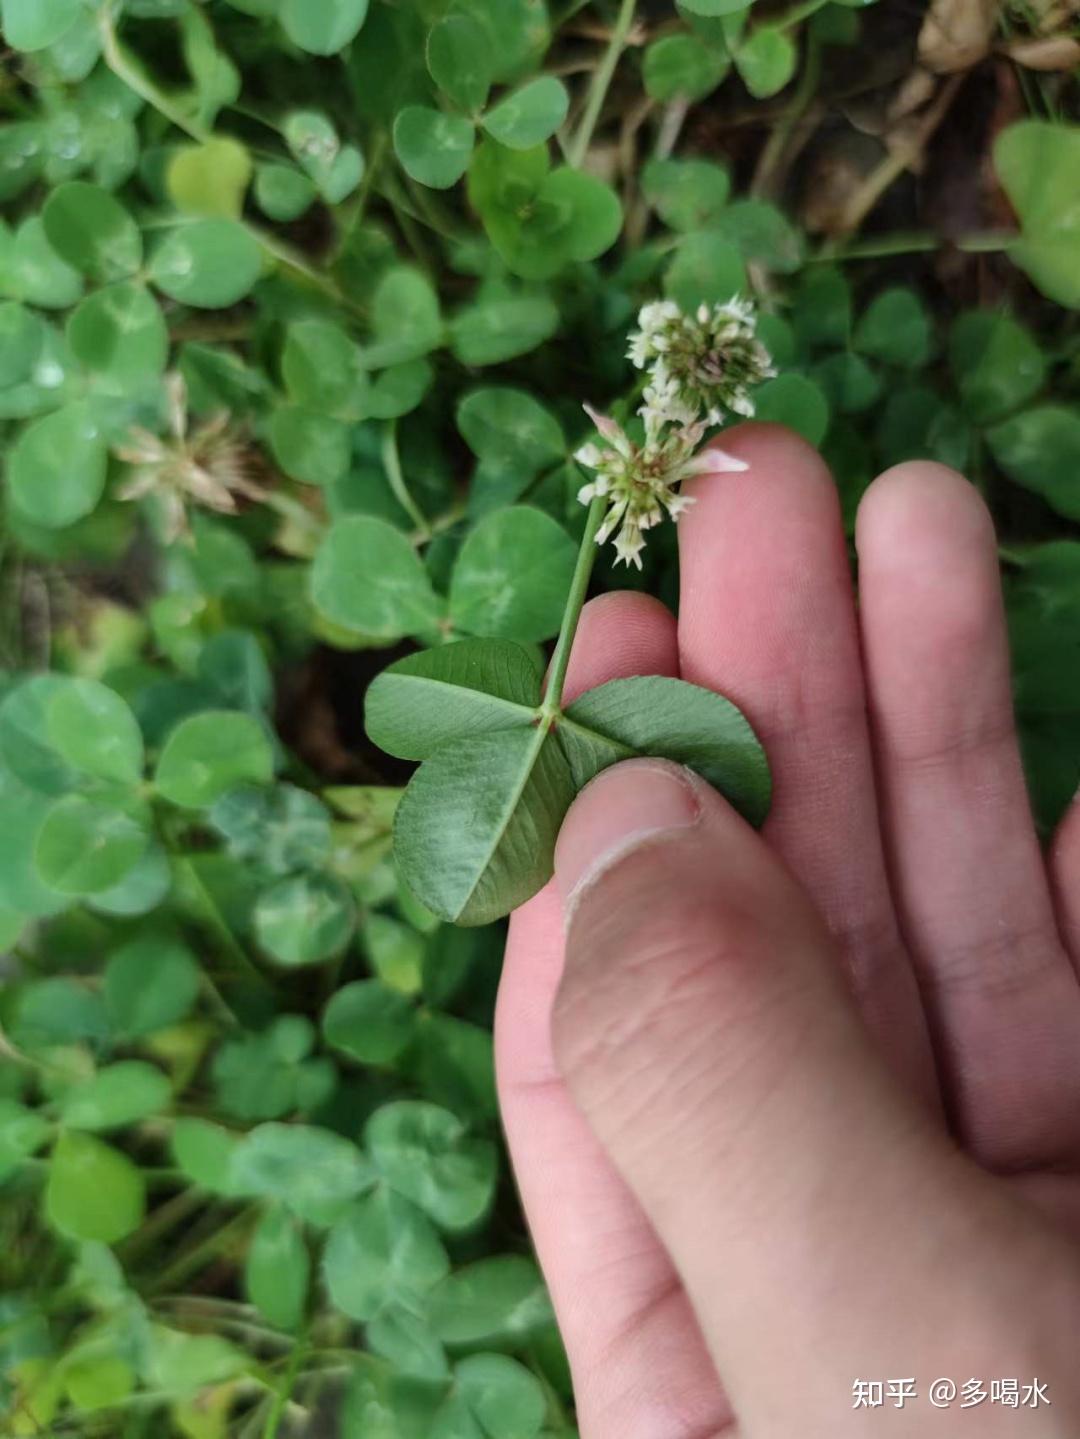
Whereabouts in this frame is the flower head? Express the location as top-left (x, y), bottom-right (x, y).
top-left (114, 374), bottom-right (264, 542)
top-left (574, 403), bottom-right (746, 570)
top-left (627, 296), bottom-right (776, 426)
top-left (577, 295), bottom-right (771, 566)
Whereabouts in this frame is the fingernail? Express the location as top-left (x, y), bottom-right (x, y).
top-left (555, 759), bottom-right (704, 908)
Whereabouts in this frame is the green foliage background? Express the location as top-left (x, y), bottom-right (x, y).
top-left (0, 0), bottom-right (1078, 1433)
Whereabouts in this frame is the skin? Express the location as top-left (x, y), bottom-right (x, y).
top-left (495, 424), bottom-right (1080, 1437)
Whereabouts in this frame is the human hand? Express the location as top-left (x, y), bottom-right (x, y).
top-left (496, 425), bottom-right (1080, 1436)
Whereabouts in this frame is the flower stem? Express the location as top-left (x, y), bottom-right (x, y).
top-left (543, 494), bottom-right (607, 714)
top-left (569, 0), bottom-right (637, 169)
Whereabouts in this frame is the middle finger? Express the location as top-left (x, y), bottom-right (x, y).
top-left (677, 424), bottom-right (937, 1101)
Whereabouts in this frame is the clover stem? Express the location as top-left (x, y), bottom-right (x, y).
top-left (382, 421), bottom-right (432, 540)
top-left (568, 0), bottom-right (637, 169)
top-left (99, 5), bottom-right (210, 145)
top-left (542, 493), bottom-right (607, 715)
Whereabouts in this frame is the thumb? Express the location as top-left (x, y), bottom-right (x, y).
top-left (551, 759), bottom-right (1032, 1425)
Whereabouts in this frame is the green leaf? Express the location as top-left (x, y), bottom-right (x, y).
top-left (713, 198), bottom-right (804, 272)
top-left (538, 168), bottom-right (624, 263)
top-left (793, 264), bottom-right (852, 348)
top-left (104, 933), bottom-right (201, 1038)
top-left (427, 13), bottom-right (494, 114)
top-left (253, 872), bottom-right (356, 967)
top-left (426, 1256), bottom-right (553, 1347)
top-left (282, 319), bottom-right (368, 418)
top-left (167, 137), bottom-right (253, 220)
top-left (144, 1326), bottom-right (246, 1400)
top-left (394, 727), bottom-right (575, 925)
top-left (62, 1355), bottom-right (135, 1413)
top-left (470, 144), bottom-right (622, 278)
top-left (643, 35), bottom-right (728, 102)
top-left (172, 1118), bottom-right (241, 1194)
top-left (813, 351), bottom-right (881, 415)
top-left (0, 676), bottom-right (76, 795)
top-left (2, 0), bottom-right (81, 48)
top-left (46, 677), bottom-right (144, 785)
top-left (46, 1131), bottom-right (145, 1244)
top-left (323, 980), bottom-right (416, 1065)
top-left (42, 182), bottom-right (142, 283)
top-left (311, 516), bottom-right (444, 639)
top-left (394, 107), bottom-right (476, 191)
top-left (664, 233), bottom-right (746, 311)
top-left (364, 265), bottom-right (443, 368)
top-left (255, 162), bottom-right (317, 222)
top-left (8, 401), bottom-right (108, 529)
top-left (735, 27), bottom-right (796, 97)
top-left (563, 676), bottom-right (771, 823)
top-left (366, 1102), bottom-right (497, 1233)
top-left (642, 158), bottom-right (730, 231)
top-left (454, 0), bottom-right (550, 83)
top-left (450, 295), bottom-right (559, 366)
top-left (994, 121), bottom-right (1080, 309)
top-left (149, 220), bottom-right (263, 309)
top-left (948, 310), bottom-right (1046, 424)
top-left (366, 1304), bottom-right (449, 1381)
top-left (91, 842), bottom-right (172, 919)
top-left (481, 77), bottom-right (568, 149)
top-left (59, 1061), bottom-right (171, 1131)
top-left (752, 372), bottom-right (830, 445)
top-left (230, 1123), bottom-right (373, 1221)
top-left (284, 110), bottom-right (365, 204)
top-left (364, 359), bottom-right (435, 419)
top-left (366, 638), bottom-right (541, 760)
top-left (450, 507), bottom-right (576, 643)
top-left (12, 976), bottom-right (107, 1049)
top-left (155, 711), bottom-right (275, 809)
top-left (853, 286), bottom-right (933, 368)
top-left (987, 405), bottom-right (1080, 521)
top-left (0, 216), bottom-right (83, 310)
top-left (210, 784), bottom-right (332, 875)
top-left (280, 0), bottom-right (369, 54)
top-left (34, 793), bottom-right (150, 896)
top-left (323, 1189), bottom-right (450, 1322)
top-left (458, 388), bottom-right (565, 473)
top-left (456, 1354), bottom-right (546, 1439)
top-left (66, 282), bottom-right (169, 389)
top-left (246, 1206), bottom-right (310, 1331)
top-left (0, 302), bottom-right (44, 388)
top-left (363, 913), bottom-right (426, 992)
top-left (270, 405), bottom-right (352, 486)
top-left (0, 1100), bottom-right (50, 1180)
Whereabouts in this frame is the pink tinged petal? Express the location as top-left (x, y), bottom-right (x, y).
top-left (582, 403), bottom-right (633, 460)
top-left (582, 403), bottom-right (621, 442)
top-left (684, 446), bottom-right (750, 477)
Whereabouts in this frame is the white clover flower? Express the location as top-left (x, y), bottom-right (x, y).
top-left (574, 402), bottom-right (747, 570)
top-left (578, 295), bottom-right (771, 566)
top-left (627, 295), bottom-right (776, 426)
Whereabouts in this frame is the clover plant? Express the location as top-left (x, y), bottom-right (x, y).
top-left (0, 0), bottom-right (1078, 1434)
